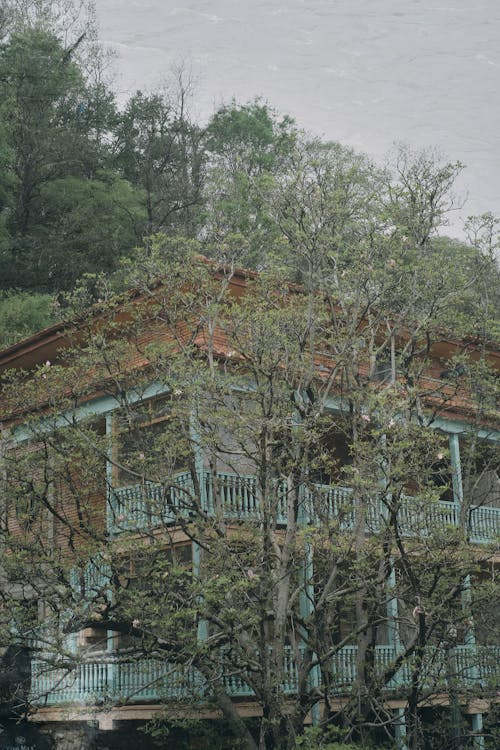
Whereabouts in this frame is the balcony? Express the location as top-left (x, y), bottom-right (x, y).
top-left (107, 471), bottom-right (500, 544)
top-left (30, 644), bottom-right (500, 708)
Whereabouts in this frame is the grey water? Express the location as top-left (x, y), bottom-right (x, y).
top-left (95, 0), bottom-right (500, 237)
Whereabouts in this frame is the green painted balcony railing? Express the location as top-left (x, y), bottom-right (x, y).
top-left (30, 645), bottom-right (500, 708)
top-left (107, 471), bottom-right (500, 544)
top-left (70, 556), bottom-right (112, 601)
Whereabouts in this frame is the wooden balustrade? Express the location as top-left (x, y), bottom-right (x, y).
top-left (107, 471), bottom-right (499, 544)
top-left (30, 645), bottom-right (500, 707)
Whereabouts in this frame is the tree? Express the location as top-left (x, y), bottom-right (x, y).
top-left (203, 99), bottom-right (298, 267)
top-left (0, 224), bottom-right (498, 750)
top-left (113, 81), bottom-right (206, 240)
top-left (0, 18), bottom-right (133, 291)
top-left (384, 146), bottom-right (464, 249)
top-left (27, 173), bottom-right (145, 290)
top-left (0, 118), bottom-right (12, 254)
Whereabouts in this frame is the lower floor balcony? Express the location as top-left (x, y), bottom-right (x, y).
top-left (107, 470), bottom-right (500, 544)
top-left (30, 644), bottom-right (500, 708)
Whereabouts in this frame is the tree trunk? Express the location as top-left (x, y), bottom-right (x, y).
top-left (213, 684), bottom-right (258, 750)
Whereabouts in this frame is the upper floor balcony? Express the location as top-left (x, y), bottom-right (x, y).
top-left (107, 470), bottom-right (500, 545)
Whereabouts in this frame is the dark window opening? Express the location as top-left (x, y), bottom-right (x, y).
top-left (115, 395), bottom-right (191, 488)
top-left (430, 457), bottom-right (454, 502)
top-left (113, 544), bottom-right (192, 651)
top-left (310, 430), bottom-right (352, 486)
top-left (460, 437), bottom-right (500, 509)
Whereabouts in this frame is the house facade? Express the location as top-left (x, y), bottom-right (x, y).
top-left (0, 260), bottom-right (498, 749)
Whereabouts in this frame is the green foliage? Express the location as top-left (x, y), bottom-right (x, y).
top-left (0, 290), bottom-right (54, 347)
top-left (0, 28), bottom-right (88, 186)
top-left (295, 725), bottom-right (384, 749)
top-left (0, 114), bottom-right (13, 250)
top-left (385, 146), bottom-right (464, 248)
top-left (142, 716), bottom-right (254, 749)
top-left (27, 173), bottom-right (144, 290)
top-left (270, 137), bottom-right (383, 274)
top-left (206, 98), bottom-right (296, 176)
top-left (113, 88), bottom-right (205, 237)
top-left (0, 170), bottom-right (143, 291)
top-left (0, 21), bottom-right (121, 291)
top-left (204, 99), bottom-right (298, 266)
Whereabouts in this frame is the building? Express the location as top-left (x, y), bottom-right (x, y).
top-left (0, 259), bottom-right (498, 749)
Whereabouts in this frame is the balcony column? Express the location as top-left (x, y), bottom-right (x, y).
top-left (461, 573), bottom-right (481, 693)
top-left (387, 563), bottom-right (402, 689)
top-left (451, 433), bottom-right (480, 677)
top-left (387, 567), bottom-right (400, 645)
top-left (450, 435), bottom-right (484, 747)
top-left (381, 433), bottom-right (403, 685)
top-left (105, 411), bottom-right (119, 696)
top-left (393, 707), bottom-right (408, 750)
top-left (192, 541), bottom-right (208, 642)
top-left (449, 432), bottom-right (463, 509)
top-left (192, 543), bottom-right (207, 697)
top-left (107, 634), bottom-right (118, 700)
top-left (471, 712), bottom-right (485, 750)
top-left (105, 412), bottom-right (115, 534)
top-left (189, 405), bottom-right (207, 514)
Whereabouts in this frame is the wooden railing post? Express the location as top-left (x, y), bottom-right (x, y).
top-left (105, 412), bottom-right (116, 535)
top-left (394, 706), bottom-right (408, 750)
top-left (192, 541), bottom-right (208, 644)
top-left (387, 562), bottom-right (403, 689)
top-left (449, 432), bottom-right (463, 520)
top-left (471, 712), bottom-right (485, 750)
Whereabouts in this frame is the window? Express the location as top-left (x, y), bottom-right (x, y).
top-left (429, 456), bottom-right (454, 502)
top-left (471, 566), bottom-right (499, 645)
top-left (78, 627), bottom-right (108, 653)
top-left (310, 429), bottom-right (352, 486)
top-left (4, 442), bottom-right (46, 534)
top-left (113, 544), bottom-right (193, 651)
top-left (460, 437), bottom-right (500, 509)
top-left (374, 357), bottom-right (393, 383)
top-left (115, 395), bottom-right (191, 488)
top-left (15, 494), bottom-right (40, 529)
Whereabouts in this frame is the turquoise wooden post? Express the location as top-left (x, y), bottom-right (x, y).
top-left (450, 435), bottom-right (484, 747)
top-left (394, 707), bottom-right (408, 750)
top-left (189, 404), bottom-right (206, 513)
top-left (380, 435), bottom-right (403, 689)
top-left (192, 541), bottom-right (208, 643)
top-left (462, 575), bottom-right (478, 660)
top-left (471, 712), bottom-right (485, 750)
top-left (105, 412), bottom-right (115, 535)
top-left (450, 434), bottom-right (478, 658)
top-left (190, 407), bottom-right (208, 643)
top-left (462, 573), bottom-right (483, 748)
top-left (386, 563), bottom-right (403, 690)
top-left (386, 565), bottom-right (400, 647)
top-left (449, 432), bottom-right (463, 511)
top-left (292, 398), bottom-right (321, 723)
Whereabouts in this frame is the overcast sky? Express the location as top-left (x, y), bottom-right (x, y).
top-left (94, 0), bottom-right (500, 237)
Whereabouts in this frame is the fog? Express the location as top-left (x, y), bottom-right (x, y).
top-left (95, 0), bottom-right (500, 236)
